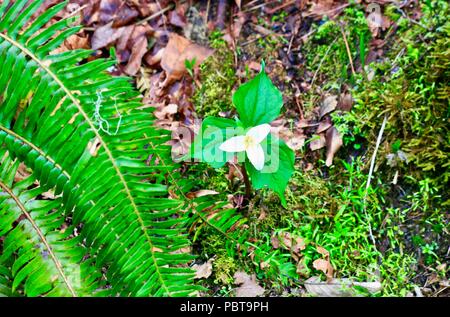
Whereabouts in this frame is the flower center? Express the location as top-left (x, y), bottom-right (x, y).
top-left (243, 135), bottom-right (256, 149)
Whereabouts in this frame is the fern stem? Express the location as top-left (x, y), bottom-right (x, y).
top-left (146, 141), bottom-right (241, 245)
top-left (240, 164), bottom-right (252, 199)
top-left (0, 180), bottom-right (77, 297)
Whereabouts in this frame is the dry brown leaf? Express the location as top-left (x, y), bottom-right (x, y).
top-left (248, 61), bottom-right (261, 71)
top-left (313, 259), bottom-right (334, 280)
top-left (320, 95), bottom-right (338, 118)
top-left (41, 190), bottom-right (56, 200)
top-left (192, 259), bottom-right (214, 279)
top-left (14, 163), bottom-right (32, 182)
top-left (306, 0), bottom-right (349, 20)
top-left (91, 22), bottom-right (127, 50)
top-left (186, 190), bottom-right (219, 199)
top-left (316, 117), bottom-right (332, 134)
top-left (286, 129), bottom-right (306, 151)
top-left (325, 127), bottom-right (343, 167)
top-left (123, 32), bottom-right (148, 75)
top-left (338, 92), bottom-right (353, 111)
top-left (161, 33), bottom-right (214, 86)
top-left (316, 246), bottom-right (330, 257)
top-left (152, 246), bottom-right (163, 252)
top-left (305, 276), bottom-right (382, 297)
top-left (310, 133), bottom-right (326, 151)
top-left (271, 235), bottom-right (280, 249)
top-left (233, 271), bottom-right (265, 297)
top-left (154, 103), bottom-right (178, 120)
top-left (271, 232), bottom-right (306, 261)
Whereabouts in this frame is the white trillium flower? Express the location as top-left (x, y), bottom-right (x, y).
top-left (219, 123), bottom-right (271, 171)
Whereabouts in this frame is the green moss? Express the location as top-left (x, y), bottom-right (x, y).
top-left (303, 6), bottom-right (371, 88)
top-left (213, 255), bottom-right (237, 285)
top-left (351, 0), bottom-right (450, 206)
top-left (192, 31), bottom-right (236, 117)
top-left (243, 158), bottom-right (418, 295)
top-left (200, 233), bottom-right (238, 285)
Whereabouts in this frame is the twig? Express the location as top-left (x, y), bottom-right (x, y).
top-left (363, 115), bottom-right (388, 252)
top-left (136, 3), bottom-right (174, 26)
top-left (66, 4), bottom-right (88, 19)
top-left (340, 25), bottom-right (356, 77)
top-left (205, 0), bottom-right (211, 26)
top-left (302, 3), bottom-right (351, 18)
top-left (265, 0), bottom-right (296, 15)
top-left (311, 38), bottom-right (337, 87)
top-left (240, 34), bottom-right (269, 46)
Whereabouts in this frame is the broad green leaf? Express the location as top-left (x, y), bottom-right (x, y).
top-left (190, 117), bottom-right (243, 168)
top-left (232, 62), bottom-right (283, 127)
top-left (246, 135), bottom-right (295, 207)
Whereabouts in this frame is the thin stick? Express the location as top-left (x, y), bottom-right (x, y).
top-left (136, 3), bottom-right (174, 25)
top-left (340, 25), bottom-right (356, 77)
top-left (205, 0), bottom-right (211, 25)
top-left (311, 38), bottom-right (337, 87)
top-left (363, 115), bottom-right (388, 251)
top-left (66, 4), bottom-right (88, 19)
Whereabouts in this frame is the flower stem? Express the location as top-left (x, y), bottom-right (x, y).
top-left (240, 164), bottom-right (252, 198)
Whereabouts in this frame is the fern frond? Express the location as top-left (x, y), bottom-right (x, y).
top-left (0, 149), bottom-right (102, 296)
top-left (0, 1), bottom-right (198, 296)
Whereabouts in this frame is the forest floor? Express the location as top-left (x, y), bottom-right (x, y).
top-left (55, 0), bottom-right (449, 297)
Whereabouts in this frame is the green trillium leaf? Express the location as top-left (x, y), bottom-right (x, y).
top-left (245, 134), bottom-right (295, 207)
top-left (190, 117), bottom-right (243, 168)
top-left (232, 62), bottom-right (283, 127)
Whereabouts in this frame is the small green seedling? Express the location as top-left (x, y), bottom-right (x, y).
top-left (190, 62), bottom-right (295, 206)
top-left (185, 57), bottom-right (197, 77)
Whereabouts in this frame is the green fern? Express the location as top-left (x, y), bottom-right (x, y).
top-left (0, 0), bottom-right (203, 297)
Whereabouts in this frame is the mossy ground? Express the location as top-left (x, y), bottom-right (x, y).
top-left (187, 0), bottom-right (448, 297)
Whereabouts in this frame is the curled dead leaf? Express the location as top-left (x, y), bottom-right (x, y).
top-left (154, 103), bottom-right (178, 120)
top-left (325, 127), bottom-right (343, 167)
top-left (312, 258), bottom-right (334, 281)
top-left (192, 259), bottom-right (214, 279)
top-left (316, 117), bottom-right (332, 134)
top-left (309, 133), bottom-right (326, 151)
top-left (91, 22), bottom-right (127, 50)
top-left (316, 246), bottom-right (330, 258)
top-left (233, 271), bottom-right (265, 297)
top-left (186, 190), bottom-right (219, 199)
top-left (320, 95), bottom-right (338, 118)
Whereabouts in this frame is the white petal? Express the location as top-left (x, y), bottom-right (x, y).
top-left (246, 124), bottom-right (271, 144)
top-left (246, 144), bottom-right (265, 171)
top-left (219, 136), bottom-right (246, 152)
